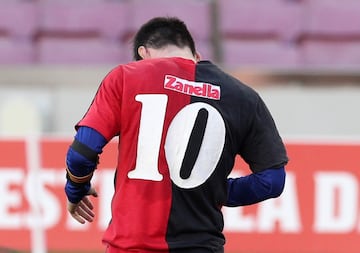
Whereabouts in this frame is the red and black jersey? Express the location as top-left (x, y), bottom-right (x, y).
top-left (77, 57), bottom-right (288, 252)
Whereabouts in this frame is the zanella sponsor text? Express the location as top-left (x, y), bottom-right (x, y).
top-left (164, 75), bottom-right (220, 100)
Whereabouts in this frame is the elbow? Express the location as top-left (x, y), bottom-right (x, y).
top-left (255, 166), bottom-right (286, 200)
top-left (268, 167), bottom-right (286, 198)
top-left (270, 184), bottom-right (284, 198)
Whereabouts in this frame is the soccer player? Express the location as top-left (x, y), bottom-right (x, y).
top-left (65, 17), bottom-right (288, 253)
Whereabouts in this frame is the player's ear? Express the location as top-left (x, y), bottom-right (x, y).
top-left (195, 51), bottom-right (201, 62)
top-left (138, 46), bottom-right (149, 60)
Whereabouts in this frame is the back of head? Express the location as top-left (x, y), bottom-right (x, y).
top-left (132, 17), bottom-right (196, 61)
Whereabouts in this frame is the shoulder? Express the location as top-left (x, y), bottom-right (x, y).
top-left (101, 64), bottom-right (124, 84)
top-left (120, 58), bottom-right (196, 80)
top-left (196, 61), bottom-right (260, 103)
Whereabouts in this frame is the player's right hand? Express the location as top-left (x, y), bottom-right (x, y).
top-left (67, 187), bottom-right (98, 224)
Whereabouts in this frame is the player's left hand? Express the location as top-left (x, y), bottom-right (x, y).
top-left (67, 187), bottom-right (98, 224)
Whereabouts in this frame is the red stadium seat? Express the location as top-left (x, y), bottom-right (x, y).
top-left (222, 39), bottom-right (299, 68)
top-left (0, 2), bottom-right (38, 38)
top-left (37, 37), bottom-right (127, 64)
top-left (302, 0), bottom-right (360, 37)
top-left (0, 38), bottom-right (34, 64)
top-left (300, 40), bottom-right (360, 67)
top-left (39, 1), bottom-right (131, 40)
top-left (219, 0), bottom-right (303, 68)
top-left (219, 0), bottom-right (303, 41)
top-left (299, 0), bottom-right (360, 67)
top-left (36, 1), bottom-right (132, 65)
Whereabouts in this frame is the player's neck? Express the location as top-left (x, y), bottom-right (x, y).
top-left (164, 49), bottom-right (197, 62)
top-left (148, 46), bottom-right (197, 62)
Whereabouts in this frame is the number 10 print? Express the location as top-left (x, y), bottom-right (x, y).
top-left (128, 94), bottom-right (226, 189)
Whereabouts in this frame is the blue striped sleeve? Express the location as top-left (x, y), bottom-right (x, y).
top-left (225, 167), bottom-right (286, 207)
top-left (65, 126), bottom-right (107, 203)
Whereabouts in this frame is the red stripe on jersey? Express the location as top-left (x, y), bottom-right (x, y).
top-left (79, 58), bottom-right (196, 251)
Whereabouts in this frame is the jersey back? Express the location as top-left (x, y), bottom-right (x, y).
top-left (77, 57), bottom-right (288, 252)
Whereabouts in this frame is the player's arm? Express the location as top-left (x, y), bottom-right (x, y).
top-left (225, 93), bottom-right (288, 207)
top-left (65, 126), bottom-right (107, 223)
top-left (225, 166), bottom-right (285, 207)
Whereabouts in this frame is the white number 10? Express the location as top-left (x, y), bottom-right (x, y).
top-left (127, 94), bottom-right (226, 189)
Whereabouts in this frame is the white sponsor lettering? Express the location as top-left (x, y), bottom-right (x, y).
top-left (24, 170), bottom-right (63, 228)
top-left (0, 169), bottom-right (24, 228)
top-left (164, 75), bottom-right (220, 100)
top-left (2, 167), bottom-right (360, 235)
top-left (314, 172), bottom-right (358, 233)
top-left (0, 168), bottom-right (113, 230)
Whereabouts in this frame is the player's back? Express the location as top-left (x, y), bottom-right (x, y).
top-left (103, 57), bottom-right (258, 253)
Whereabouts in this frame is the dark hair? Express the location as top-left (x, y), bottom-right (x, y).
top-left (132, 16), bottom-right (196, 61)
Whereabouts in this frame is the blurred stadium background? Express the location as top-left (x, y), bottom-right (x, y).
top-left (1, 0), bottom-right (360, 252)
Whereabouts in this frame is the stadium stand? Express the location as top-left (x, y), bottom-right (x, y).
top-left (303, 0), bottom-right (360, 36)
top-left (0, 1), bottom-right (38, 64)
top-left (36, 1), bottom-right (131, 64)
top-left (0, 0), bottom-right (360, 68)
top-left (0, 2), bottom-right (38, 38)
top-left (299, 0), bottom-right (360, 67)
top-left (219, 0), bottom-right (303, 42)
top-left (221, 39), bottom-right (299, 68)
top-left (0, 39), bottom-right (34, 64)
top-left (218, 0), bottom-right (303, 68)
top-left (38, 1), bottom-right (130, 40)
top-left (37, 37), bottom-right (125, 64)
